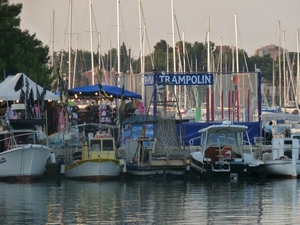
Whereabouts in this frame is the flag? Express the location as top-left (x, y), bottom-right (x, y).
top-left (36, 82), bottom-right (41, 102)
top-left (40, 84), bottom-right (47, 101)
top-left (14, 73), bottom-right (24, 92)
top-left (29, 88), bottom-right (34, 108)
top-left (19, 89), bottom-right (25, 103)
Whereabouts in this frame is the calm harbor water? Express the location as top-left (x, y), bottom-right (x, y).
top-left (0, 177), bottom-right (299, 224)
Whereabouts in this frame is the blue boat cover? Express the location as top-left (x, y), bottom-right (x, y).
top-left (180, 121), bottom-right (260, 146)
top-left (68, 84), bottom-right (142, 99)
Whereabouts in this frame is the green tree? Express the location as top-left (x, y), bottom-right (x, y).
top-left (102, 47), bottom-right (117, 72)
top-left (120, 42), bottom-right (129, 73)
top-left (248, 54), bottom-right (273, 80)
top-left (0, 0), bottom-right (53, 88)
top-left (189, 41), bottom-right (206, 72)
top-left (153, 40), bottom-right (169, 72)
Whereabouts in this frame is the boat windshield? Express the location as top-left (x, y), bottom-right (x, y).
top-left (206, 132), bottom-right (242, 147)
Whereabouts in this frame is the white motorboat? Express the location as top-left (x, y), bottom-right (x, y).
top-left (189, 121), bottom-right (268, 180)
top-left (261, 136), bottom-right (299, 179)
top-left (259, 113), bottom-right (300, 178)
top-left (0, 119), bottom-right (52, 181)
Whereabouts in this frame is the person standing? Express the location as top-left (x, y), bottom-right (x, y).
top-left (264, 121), bottom-right (273, 133)
top-left (263, 121), bottom-right (273, 142)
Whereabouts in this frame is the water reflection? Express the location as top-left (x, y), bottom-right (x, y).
top-left (0, 179), bottom-right (299, 224)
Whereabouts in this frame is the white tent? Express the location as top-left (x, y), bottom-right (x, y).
top-left (0, 73), bottom-right (59, 101)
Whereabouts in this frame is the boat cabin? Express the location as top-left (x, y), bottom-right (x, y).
top-left (199, 121), bottom-right (249, 163)
top-left (0, 129), bottom-right (41, 152)
top-left (81, 135), bottom-right (117, 161)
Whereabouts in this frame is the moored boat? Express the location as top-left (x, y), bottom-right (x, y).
top-left (0, 118), bottom-right (52, 181)
top-left (64, 124), bottom-right (124, 181)
top-left (123, 116), bottom-right (188, 180)
top-left (189, 121), bottom-right (268, 180)
top-left (258, 113), bottom-right (300, 178)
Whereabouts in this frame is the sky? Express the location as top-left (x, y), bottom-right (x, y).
top-left (9, 0), bottom-right (300, 59)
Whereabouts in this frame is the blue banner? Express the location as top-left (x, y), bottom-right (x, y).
top-left (144, 73), bottom-right (214, 86)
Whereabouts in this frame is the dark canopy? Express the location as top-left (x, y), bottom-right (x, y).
top-left (68, 84), bottom-right (142, 100)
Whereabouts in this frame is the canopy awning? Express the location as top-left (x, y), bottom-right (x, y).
top-left (0, 73), bottom-right (59, 101)
top-left (68, 84), bottom-right (142, 100)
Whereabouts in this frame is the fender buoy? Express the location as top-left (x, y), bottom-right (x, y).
top-left (221, 146), bottom-right (234, 159)
top-left (50, 152), bottom-right (56, 164)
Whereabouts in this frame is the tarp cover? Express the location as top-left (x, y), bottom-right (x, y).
top-left (0, 73), bottom-right (59, 101)
top-left (180, 121), bottom-right (260, 146)
top-left (68, 84), bottom-right (142, 99)
top-left (122, 117), bottom-right (260, 146)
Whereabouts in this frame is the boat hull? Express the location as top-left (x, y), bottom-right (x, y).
top-left (126, 164), bottom-right (187, 180)
top-left (0, 145), bottom-right (51, 181)
top-left (264, 159), bottom-right (297, 179)
top-left (65, 159), bottom-right (121, 181)
top-left (190, 158), bottom-right (268, 180)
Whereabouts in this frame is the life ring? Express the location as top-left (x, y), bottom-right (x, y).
top-left (221, 146), bottom-right (233, 159)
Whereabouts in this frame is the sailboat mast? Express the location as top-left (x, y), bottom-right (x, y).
top-left (272, 59), bottom-right (275, 107)
top-left (207, 16), bottom-right (211, 122)
top-left (139, 0), bottom-right (143, 74)
top-left (297, 29), bottom-right (300, 104)
top-left (183, 31), bottom-right (187, 109)
top-left (171, 0), bottom-right (176, 73)
top-left (235, 14), bottom-right (239, 73)
top-left (278, 21), bottom-right (282, 106)
top-left (207, 17), bottom-right (211, 73)
top-left (220, 36), bottom-right (223, 102)
top-left (110, 41), bottom-right (112, 86)
top-left (138, 0), bottom-right (146, 107)
top-left (68, 0), bottom-right (72, 89)
top-left (232, 45), bottom-right (235, 73)
top-left (117, 0), bottom-right (120, 78)
top-left (167, 44), bottom-right (169, 72)
top-left (51, 10), bottom-right (55, 79)
top-left (73, 34), bottom-right (78, 88)
top-left (89, 0), bottom-right (95, 85)
top-left (220, 37), bottom-right (223, 73)
top-left (98, 33), bottom-right (105, 84)
top-left (98, 33), bottom-right (101, 72)
top-left (283, 31), bottom-right (286, 108)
